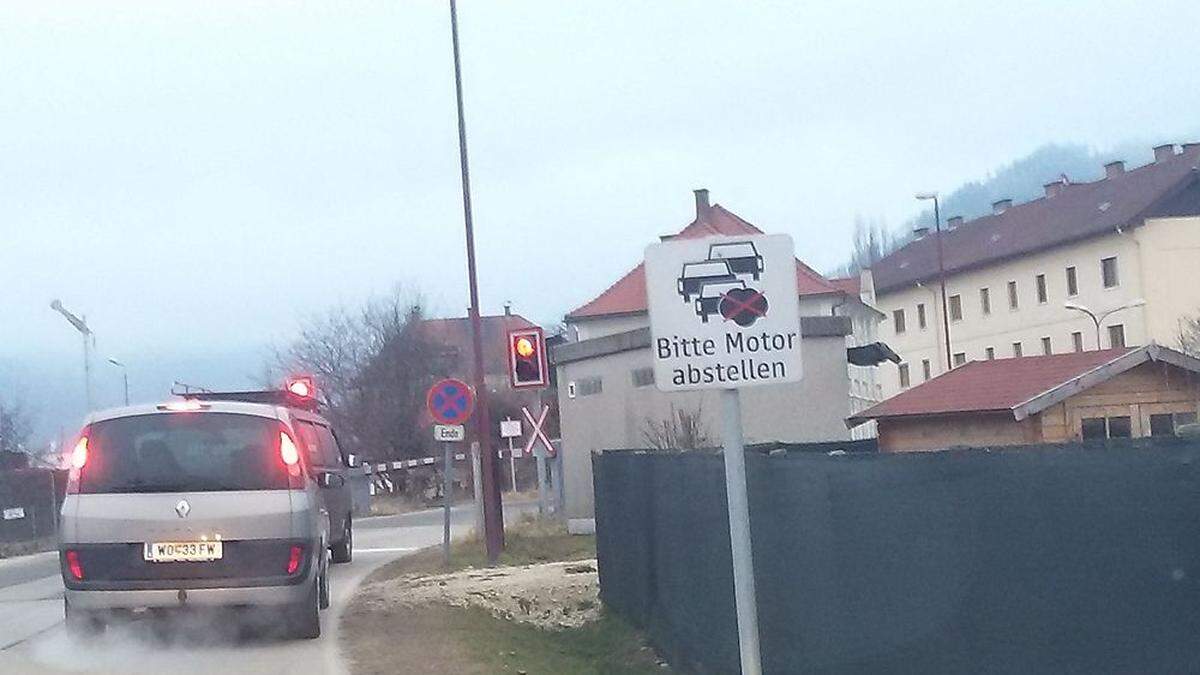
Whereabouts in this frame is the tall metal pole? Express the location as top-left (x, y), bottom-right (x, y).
top-left (448, 0), bottom-right (504, 562)
top-left (932, 198), bottom-right (953, 370)
top-left (442, 441), bottom-right (453, 566)
top-left (123, 372), bottom-right (130, 406)
top-left (82, 325), bottom-right (93, 412)
top-left (721, 388), bottom-right (762, 675)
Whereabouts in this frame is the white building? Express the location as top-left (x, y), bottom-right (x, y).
top-left (872, 143), bottom-right (1200, 398)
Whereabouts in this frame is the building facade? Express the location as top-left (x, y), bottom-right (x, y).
top-left (871, 143), bottom-right (1200, 398)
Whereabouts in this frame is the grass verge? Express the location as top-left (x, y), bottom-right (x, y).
top-left (342, 518), bottom-right (670, 675)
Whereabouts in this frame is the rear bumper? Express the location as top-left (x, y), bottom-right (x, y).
top-left (65, 580), bottom-right (311, 610)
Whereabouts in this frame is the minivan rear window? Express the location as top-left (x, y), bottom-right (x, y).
top-left (81, 413), bottom-right (289, 493)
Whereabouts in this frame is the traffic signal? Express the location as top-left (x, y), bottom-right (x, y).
top-left (508, 327), bottom-right (548, 388)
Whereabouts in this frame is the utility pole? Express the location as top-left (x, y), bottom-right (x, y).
top-left (915, 193), bottom-right (952, 370)
top-left (448, 0), bottom-right (504, 562)
top-left (50, 300), bottom-right (94, 411)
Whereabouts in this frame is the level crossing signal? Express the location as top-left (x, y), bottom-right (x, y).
top-left (508, 327), bottom-right (548, 389)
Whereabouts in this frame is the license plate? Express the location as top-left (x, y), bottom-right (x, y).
top-left (143, 541), bottom-right (223, 563)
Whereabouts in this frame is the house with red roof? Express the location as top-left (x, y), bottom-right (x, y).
top-left (847, 344), bottom-right (1200, 452)
top-left (870, 142), bottom-right (1200, 400)
top-left (551, 190), bottom-right (895, 529)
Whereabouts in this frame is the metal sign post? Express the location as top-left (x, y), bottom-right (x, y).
top-left (429, 379), bottom-right (474, 567)
top-left (500, 418), bottom-right (522, 493)
top-left (644, 233), bottom-right (802, 675)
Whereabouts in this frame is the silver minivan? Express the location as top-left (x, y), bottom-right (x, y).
top-left (58, 398), bottom-right (345, 639)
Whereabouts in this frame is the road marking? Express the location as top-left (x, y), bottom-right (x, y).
top-left (354, 547), bottom-right (419, 554)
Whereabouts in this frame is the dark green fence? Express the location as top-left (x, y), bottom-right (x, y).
top-left (593, 439), bottom-right (1200, 674)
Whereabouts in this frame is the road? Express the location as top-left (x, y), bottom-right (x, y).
top-left (0, 499), bottom-right (531, 674)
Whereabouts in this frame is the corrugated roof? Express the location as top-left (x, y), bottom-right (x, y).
top-left (871, 144), bottom-right (1200, 294)
top-left (849, 348), bottom-right (1134, 422)
top-left (567, 204), bottom-right (840, 320)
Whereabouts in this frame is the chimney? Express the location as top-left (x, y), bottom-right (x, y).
top-left (1104, 160), bottom-right (1125, 179)
top-left (946, 215), bottom-right (963, 229)
top-left (503, 302), bottom-right (512, 316)
top-left (1044, 181), bottom-right (1066, 198)
top-left (992, 199), bottom-right (1012, 215)
top-left (694, 188), bottom-right (710, 219)
top-left (1153, 144), bottom-right (1177, 162)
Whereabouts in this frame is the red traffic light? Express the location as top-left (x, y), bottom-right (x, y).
top-left (508, 327), bottom-right (548, 389)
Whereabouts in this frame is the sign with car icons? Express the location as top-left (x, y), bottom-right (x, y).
top-left (645, 234), bottom-right (802, 391)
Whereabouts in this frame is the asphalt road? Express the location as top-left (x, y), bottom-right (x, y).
top-left (0, 499), bottom-right (531, 675)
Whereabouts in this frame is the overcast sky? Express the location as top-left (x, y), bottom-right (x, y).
top-left (4, 0), bottom-right (1200, 371)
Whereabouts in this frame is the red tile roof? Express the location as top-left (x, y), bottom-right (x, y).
top-left (827, 276), bottom-right (861, 295)
top-left (850, 349), bottom-right (1135, 423)
top-left (567, 204), bottom-right (840, 320)
top-left (871, 144), bottom-right (1200, 294)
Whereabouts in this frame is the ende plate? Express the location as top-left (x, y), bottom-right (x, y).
top-left (143, 541), bottom-right (223, 563)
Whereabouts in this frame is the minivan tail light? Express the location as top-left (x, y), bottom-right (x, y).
top-left (66, 431), bottom-right (89, 495)
top-left (286, 545), bottom-right (303, 575)
top-left (65, 550), bottom-right (84, 580)
top-left (279, 431), bottom-right (300, 466)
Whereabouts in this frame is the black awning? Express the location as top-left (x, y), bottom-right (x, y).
top-left (847, 342), bottom-right (901, 367)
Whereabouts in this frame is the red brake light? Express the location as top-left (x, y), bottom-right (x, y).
top-left (285, 375), bottom-right (315, 399)
top-left (65, 550), bottom-right (84, 581)
top-left (280, 431), bottom-right (300, 466)
top-left (286, 545), bottom-right (303, 575)
top-left (70, 436), bottom-right (88, 469)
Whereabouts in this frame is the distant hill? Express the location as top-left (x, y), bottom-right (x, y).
top-left (828, 138), bottom-right (1178, 278)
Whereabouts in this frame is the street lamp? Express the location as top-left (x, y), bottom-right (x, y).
top-left (49, 299), bottom-right (94, 411)
top-left (1064, 299), bottom-right (1146, 349)
top-left (107, 358), bottom-right (130, 406)
top-left (914, 192), bottom-right (952, 370)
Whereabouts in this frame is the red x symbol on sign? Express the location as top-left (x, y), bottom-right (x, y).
top-left (522, 405), bottom-right (554, 457)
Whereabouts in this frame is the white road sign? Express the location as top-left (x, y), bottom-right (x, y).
top-left (645, 233), bottom-right (802, 391)
top-left (433, 424), bottom-right (466, 442)
top-left (2, 507), bottom-right (25, 521)
top-left (499, 419), bottom-right (522, 438)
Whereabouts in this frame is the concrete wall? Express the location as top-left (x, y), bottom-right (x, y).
top-left (1133, 216), bottom-right (1200, 346)
top-left (876, 228), bottom-right (1153, 397)
top-left (556, 330), bottom-right (852, 520)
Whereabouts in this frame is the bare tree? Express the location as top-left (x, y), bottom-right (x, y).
top-left (828, 215), bottom-right (903, 278)
top-left (1179, 312), bottom-right (1200, 357)
top-left (274, 287), bottom-right (439, 461)
top-left (642, 403), bottom-right (713, 450)
top-left (0, 396), bottom-right (32, 464)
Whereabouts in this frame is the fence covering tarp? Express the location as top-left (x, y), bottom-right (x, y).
top-left (0, 468), bottom-right (65, 544)
top-left (593, 439), bottom-right (1200, 674)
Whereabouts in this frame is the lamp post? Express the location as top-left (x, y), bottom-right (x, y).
top-left (1064, 299), bottom-right (1146, 349)
top-left (107, 358), bottom-right (130, 406)
top-left (49, 299), bottom-right (94, 411)
top-left (447, 0), bottom-right (504, 563)
top-left (915, 192), bottom-right (952, 370)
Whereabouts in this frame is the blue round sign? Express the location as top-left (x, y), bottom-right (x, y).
top-left (427, 378), bottom-right (475, 425)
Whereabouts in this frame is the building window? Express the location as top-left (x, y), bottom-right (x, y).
top-left (949, 295), bottom-right (962, 322)
top-left (1101, 256), bottom-right (1119, 288)
top-left (1036, 274), bottom-right (1048, 304)
top-left (1084, 415), bottom-right (1135, 440)
top-left (1108, 416), bottom-right (1132, 438)
top-left (917, 303), bottom-right (927, 330)
top-left (1012, 342), bottom-right (1023, 357)
top-left (631, 367), bottom-right (654, 387)
top-left (1041, 336), bottom-right (1052, 355)
top-left (1066, 266), bottom-right (1078, 296)
top-left (985, 347), bottom-right (995, 360)
top-left (1108, 324), bottom-right (1126, 349)
top-left (921, 359), bottom-right (931, 381)
top-left (953, 352), bottom-right (967, 367)
top-left (898, 363), bottom-right (911, 388)
top-left (980, 288), bottom-right (991, 315)
top-left (1081, 417), bottom-right (1107, 440)
top-left (1008, 281), bottom-right (1019, 310)
top-left (576, 376), bottom-right (603, 396)
top-left (1072, 332), bottom-right (1084, 352)
top-left (893, 309), bottom-right (906, 334)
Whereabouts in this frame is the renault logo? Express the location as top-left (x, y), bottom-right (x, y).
top-left (175, 500), bottom-right (191, 519)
